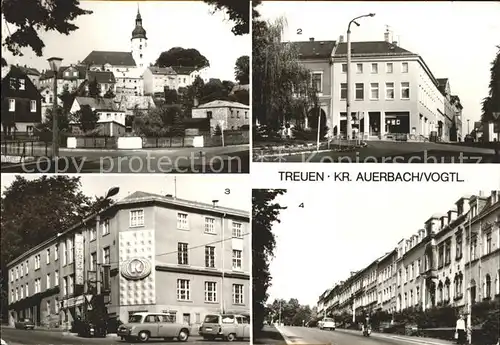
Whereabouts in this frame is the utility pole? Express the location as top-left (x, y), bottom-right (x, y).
top-left (96, 215), bottom-right (101, 296)
top-left (221, 213), bottom-right (226, 314)
top-left (278, 300), bottom-right (282, 326)
top-left (467, 212), bottom-right (472, 344)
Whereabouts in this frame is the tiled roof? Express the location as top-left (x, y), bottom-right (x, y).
top-left (40, 65), bottom-right (87, 80)
top-left (82, 51), bottom-right (136, 67)
top-left (121, 191), bottom-right (248, 218)
top-left (335, 41), bottom-right (414, 56)
top-left (75, 96), bottom-right (120, 112)
top-left (289, 40), bottom-right (337, 59)
top-left (87, 70), bottom-right (116, 84)
top-left (196, 100), bottom-right (249, 109)
top-left (170, 66), bottom-right (198, 75)
top-left (17, 65), bottom-right (41, 76)
top-left (148, 66), bottom-right (177, 75)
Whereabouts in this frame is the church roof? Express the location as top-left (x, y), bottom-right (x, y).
top-left (132, 9), bottom-right (147, 39)
top-left (170, 66), bottom-right (199, 75)
top-left (148, 66), bottom-right (176, 75)
top-left (82, 51), bottom-right (136, 67)
top-left (87, 70), bottom-right (116, 84)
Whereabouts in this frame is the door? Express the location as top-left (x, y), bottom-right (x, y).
top-left (241, 317), bottom-right (250, 338)
top-left (235, 317), bottom-right (246, 338)
top-left (183, 313), bottom-right (191, 326)
top-left (144, 314), bottom-right (160, 337)
top-left (158, 315), bottom-right (176, 338)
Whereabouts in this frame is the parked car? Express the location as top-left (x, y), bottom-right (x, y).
top-left (14, 318), bottom-right (35, 330)
top-left (319, 318), bottom-right (335, 331)
top-left (199, 314), bottom-right (250, 341)
top-left (117, 312), bottom-right (189, 343)
top-left (1, 338), bottom-right (8, 345)
top-left (76, 320), bottom-right (107, 338)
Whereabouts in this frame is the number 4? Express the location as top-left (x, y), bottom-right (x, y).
top-left (299, 203), bottom-right (304, 208)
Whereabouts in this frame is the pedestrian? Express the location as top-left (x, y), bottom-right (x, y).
top-left (455, 314), bottom-right (466, 344)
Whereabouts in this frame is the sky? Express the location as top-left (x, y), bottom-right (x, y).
top-left (257, 1), bottom-right (500, 125)
top-left (265, 171), bottom-right (500, 308)
top-left (1, 1), bottom-right (250, 82)
top-left (0, 174), bottom-right (251, 212)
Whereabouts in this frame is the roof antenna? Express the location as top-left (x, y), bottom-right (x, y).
top-left (174, 177), bottom-right (177, 200)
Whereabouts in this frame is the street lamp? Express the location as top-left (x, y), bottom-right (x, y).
top-left (47, 57), bottom-right (63, 159)
top-left (346, 13), bottom-right (375, 141)
top-left (467, 119), bottom-right (470, 135)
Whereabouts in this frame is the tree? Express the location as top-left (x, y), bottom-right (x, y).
top-left (481, 46), bottom-right (500, 125)
top-left (235, 55), bottom-right (250, 84)
top-left (164, 88), bottom-right (178, 105)
top-left (155, 47), bottom-right (209, 68)
top-left (214, 123), bottom-right (222, 135)
top-left (35, 105), bottom-right (71, 142)
top-left (59, 84), bottom-right (75, 111)
top-left (230, 89), bottom-right (249, 106)
top-left (88, 78), bottom-right (100, 98)
top-left (73, 104), bottom-right (99, 133)
top-left (203, 0), bottom-right (261, 35)
top-left (252, 189), bottom-right (287, 337)
top-left (2, 0), bottom-right (92, 57)
top-left (200, 79), bottom-right (231, 104)
top-left (103, 88), bottom-right (115, 99)
top-left (133, 107), bottom-right (167, 136)
top-left (169, 105), bottom-right (185, 137)
top-left (0, 175), bottom-right (112, 321)
top-left (253, 17), bottom-right (318, 131)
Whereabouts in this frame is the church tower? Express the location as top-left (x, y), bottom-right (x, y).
top-left (131, 5), bottom-right (147, 69)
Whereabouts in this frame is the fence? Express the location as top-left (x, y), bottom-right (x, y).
top-left (1, 140), bottom-right (50, 157)
top-left (73, 136), bottom-right (118, 149)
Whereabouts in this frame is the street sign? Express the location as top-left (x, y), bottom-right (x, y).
top-left (85, 294), bottom-right (93, 304)
top-left (493, 112), bottom-right (500, 120)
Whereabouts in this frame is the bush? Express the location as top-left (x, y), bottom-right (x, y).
top-left (214, 124), bottom-right (222, 136)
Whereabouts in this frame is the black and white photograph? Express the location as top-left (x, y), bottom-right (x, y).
top-left (252, 1), bottom-right (500, 163)
top-left (1, 174), bottom-right (251, 345)
top-left (252, 171), bottom-right (500, 345)
top-left (1, 1), bottom-right (251, 173)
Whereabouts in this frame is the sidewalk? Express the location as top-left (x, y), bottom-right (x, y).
top-left (336, 328), bottom-right (463, 345)
top-left (254, 326), bottom-right (288, 344)
top-left (1, 324), bottom-right (120, 338)
top-left (274, 325), bottom-right (305, 345)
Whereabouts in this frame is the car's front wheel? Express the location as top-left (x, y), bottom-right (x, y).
top-left (138, 331), bottom-right (150, 342)
top-left (227, 333), bottom-right (236, 342)
top-left (178, 329), bottom-right (189, 342)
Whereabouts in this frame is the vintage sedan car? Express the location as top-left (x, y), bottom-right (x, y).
top-left (14, 318), bottom-right (35, 330)
top-left (117, 312), bottom-right (190, 343)
top-left (199, 314), bottom-right (250, 341)
top-left (1, 338), bottom-right (8, 345)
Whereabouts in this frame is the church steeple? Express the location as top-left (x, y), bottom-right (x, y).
top-left (131, 4), bottom-right (147, 40)
top-left (131, 4), bottom-right (147, 70)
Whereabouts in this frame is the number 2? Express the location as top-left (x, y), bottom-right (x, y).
top-left (297, 28), bottom-right (302, 35)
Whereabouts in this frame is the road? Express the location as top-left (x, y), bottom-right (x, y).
top-left (274, 326), bottom-right (455, 345)
top-left (253, 141), bottom-right (499, 163)
top-left (1, 145), bottom-right (250, 173)
top-left (1, 328), bottom-right (249, 345)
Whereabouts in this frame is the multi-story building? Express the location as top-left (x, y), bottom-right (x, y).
top-left (437, 78), bottom-right (464, 142)
top-left (1, 65), bottom-right (42, 136)
top-left (317, 190), bottom-right (499, 319)
top-left (142, 67), bottom-right (178, 96)
top-left (7, 192), bottom-right (250, 329)
top-left (39, 64), bottom-right (87, 91)
top-left (191, 100), bottom-right (250, 131)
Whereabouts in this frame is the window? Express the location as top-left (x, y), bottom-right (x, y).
top-left (35, 254), bottom-right (41, 270)
top-left (371, 63), bottom-right (378, 74)
top-left (68, 275), bottom-right (74, 295)
top-left (54, 298), bottom-right (59, 314)
top-left (35, 278), bottom-right (41, 293)
top-left (486, 232), bottom-right (492, 254)
top-left (63, 277), bottom-right (68, 296)
top-left (385, 82), bottom-right (395, 99)
top-left (46, 300), bottom-right (51, 314)
top-left (438, 245), bottom-right (444, 268)
top-left (416, 287), bottom-right (420, 304)
top-left (311, 72), bottom-right (322, 93)
top-left (20, 285), bottom-right (24, 299)
top-left (130, 209), bottom-right (144, 227)
top-left (178, 243), bottom-right (188, 265)
top-left (62, 242), bottom-right (67, 266)
top-left (370, 83), bottom-right (379, 100)
top-left (205, 246), bottom-right (215, 268)
top-left (485, 275), bottom-right (491, 298)
top-left (445, 241), bottom-right (451, 265)
top-left (25, 284), bottom-right (29, 298)
top-left (103, 247), bottom-right (110, 265)
top-left (54, 271), bottom-right (59, 286)
top-left (29, 100), bottom-right (37, 112)
top-left (20, 263), bottom-right (23, 277)
top-left (356, 63), bottom-right (363, 73)
top-left (401, 82), bottom-right (410, 99)
top-left (68, 238), bottom-right (74, 263)
top-left (177, 213), bottom-right (188, 230)
top-left (471, 236), bottom-right (477, 260)
top-left (54, 245), bottom-right (58, 261)
top-left (232, 222), bottom-right (243, 238)
top-left (340, 83), bottom-right (347, 100)
top-left (102, 219), bottom-right (110, 236)
top-left (46, 273), bottom-right (51, 289)
top-left (233, 250), bottom-right (242, 270)
top-left (9, 99), bottom-right (15, 111)
top-left (204, 282), bottom-right (217, 302)
top-left (205, 217), bottom-right (215, 234)
top-left (386, 63), bottom-right (394, 73)
top-left (15, 288), bottom-right (19, 301)
top-left (341, 64), bottom-right (347, 73)
top-left (90, 252), bottom-right (97, 270)
top-left (46, 248), bottom-right (50, 264)
top-left (19, 78), bottom-right (25, 90)
top-left (402, 62), bottom-right (409, 73)
top-left (355, 83), bottom-right (364, 100)
top-left (456, 234), bottom-right (463, 259)
top-left (177, 279), bottom-right (190, 301)
top-left (233, 284), bottom-right (244, 304)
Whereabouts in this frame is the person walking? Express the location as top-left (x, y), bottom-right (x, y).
top-left (455, 314), bottom-right (467, 344)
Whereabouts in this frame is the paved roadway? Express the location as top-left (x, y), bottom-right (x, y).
top-left (1, 327), bottom-right (248, 345)
top-left (275, 326), bottom-right (456, 345)
top-left (1, 145), bottom-right (250, 173)
top-left (253, 141), bottom-right (499, 163)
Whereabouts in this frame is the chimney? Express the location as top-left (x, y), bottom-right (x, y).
top-left (338, 35), bottom-right (344, 43)
top-left (309, 37), bottom-right (314, 42)
top-left (165, 194), bottom-right (173, 198)
top-left (392, 41), bottom-right (398, 46)
top-left (384, 30), bottom-right (390, 42)
top-left (212, 199), bottom-right (219, 208)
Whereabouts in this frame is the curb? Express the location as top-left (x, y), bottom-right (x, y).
top-left (253, 148), bottom-right (360, 159)
top-left (274, 326), bottom-right (294, 345)
top-left (336, 329), bottom-right (454, 345)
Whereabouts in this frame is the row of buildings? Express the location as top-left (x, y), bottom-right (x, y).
top-left (287, 29), bottom-right (467, 142)
top-left (1, 8), bottom-right (249, 137)
top-left (7, 192), bottom-right (250, 329)
top-left (317, 190), bottom-right (500, 320)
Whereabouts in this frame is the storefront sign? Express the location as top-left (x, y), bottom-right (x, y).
top-left (74, 233), bottom-right (84, 285)
top-left (62, 295), bottom-right (84, 309)
top-left (121, 257), bottom-right (152, 280)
